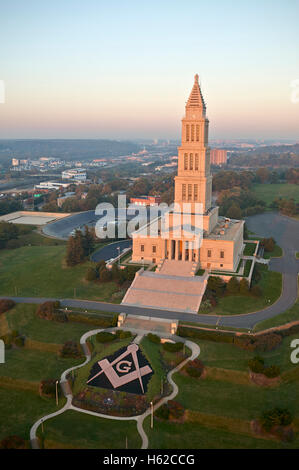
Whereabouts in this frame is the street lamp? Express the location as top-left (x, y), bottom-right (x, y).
top-left (55, 380), bottom-right (59, 406)
top-left (150, 401), bottom-right (154, 429)
top-left (117, 246), bottom-right (120, 266)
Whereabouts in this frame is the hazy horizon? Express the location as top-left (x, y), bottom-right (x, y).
top-left (1, 0), bottom-right (298, 140)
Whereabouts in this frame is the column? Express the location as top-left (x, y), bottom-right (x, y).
top-left (175, 240), bottom-right (179, 260)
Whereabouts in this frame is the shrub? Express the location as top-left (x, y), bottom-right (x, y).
top-left (99, 266), bottom-right (112, 282)
top-left (185, 359), bottom-right (204, 377)
top-left (235, 333), bottom-right (281, 352)
top-left (59, 341), bottom-right (81, 358)
top-left (199, 299), bottom-right (213, 313)
top-left (264, 365), bottom-right (280, 378)
top-left (239, 278), bottom-right (249, 295)
top-left (147, 333), bottom-right (161, 344)
top-left (96, 331), bottom-right (115, 343)
top-left (248, 356), bottom-right (265, 374)
top-left (177, 326), bottom-right (235, 344)
top-left (155, 404), bottom-right (170, 420)
top-left (0, 299), bottom-right (15, 314)
top-left (168, 400), bottom-right (185, 419)
top-left (0, 435), bottom-right (27, 449)
top-left (250, 285), bottom-right (262, 297)
top-left (39, 379), bottom-right (60, 398)
top-left (162, 341), bottom-right (184, 352)
top-left (86, 267), bottom-right (97, 281)
top-left (207, 276), bottom-right (226, 297)
top-left (14, 336), bottom-right (25, 348)
top-left (260, 408), bottom-right (292, 432)
top-left (114, 330), bottom-right (132, 339)
top-left (261, 237), bottom-right (275, 252)
top-left (227, 277), bottom-right (240, 294)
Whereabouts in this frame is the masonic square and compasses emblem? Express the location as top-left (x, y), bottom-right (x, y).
top-left (87, 343), bottom-right (154, 394)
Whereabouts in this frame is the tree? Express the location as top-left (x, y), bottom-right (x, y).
top-left (227, 203), bottom-right (242, 220)
top-left (227, 277), bottom-right (240, 294)
top-left (82, 225), bottom-right (95, 256)
top-left (239, 278), bottom-right (249, 295)
top-left (85, 267), bottom-right (97, 281)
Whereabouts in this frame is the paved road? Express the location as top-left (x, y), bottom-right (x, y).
top-left (91, 239), bottom-right (132, 263)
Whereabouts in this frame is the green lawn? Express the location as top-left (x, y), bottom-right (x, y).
top-left (243, 243), bottom-right (256, 256)
top-left (173, 373), bottom-right (299, 424)
top-left (38, 410), bottom-right (141, 449)
top-left (143, 416), bottom-right (292, 449)
top-left (4, 303), bottom-right (95, 344)
top-left (0, 388), bottom-right (66, 443)
top-left (0, 245), bottom-right (120, 301)
top-left (0, 348), bottom-right (79, 382)
top-left (263, 244), bottom-right (283, 259)
top-left (252, 183), bottom-right (299, 205)
top-left (211, 266), bottom-right (282, 315)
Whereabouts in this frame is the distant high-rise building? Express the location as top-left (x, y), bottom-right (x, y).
top-left (210, 149), bottom-right (227, 166)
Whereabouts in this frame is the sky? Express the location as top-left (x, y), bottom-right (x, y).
top-left (0, 0), bottom-right (298, 140)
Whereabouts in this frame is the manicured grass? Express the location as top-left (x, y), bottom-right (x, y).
top-left (243, 243), bottom-right (256, 256)
top-left (252, 183), bottom-right (299, 205)
top-left (210, 265), bottom-right (282, 315)
top-left (0, 348), bottom-right (79, 382)
top-left (140, 337), bottom-right (167, 401)
top-left (4, 303), bottom-right (95, 344)
top-left (0, 245), bottom-right (120, 301)
top-left (243, 259), bottom-right (252, 276)
top-left (0, 304), bottom-right (96, 344)
top-left (18, 229), bottom-right (66, 247)
top-left (263, 244), bottom-right (283, 259)
top-left (0, 388), bottom-right (66, 442)
top-left (143, 416), bottom-right (298, 449)
top-left (196, 268), bottom-right (205, 276)
top-left (38, 410), bottom-right (141, 449)
top-left (174, 373), bottom-right (299, 422)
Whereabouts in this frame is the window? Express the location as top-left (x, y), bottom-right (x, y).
top-left (184, 153), bottom-right (188, 170)
top-left (189, 153), bottom-right (193, 170)
top-left (196, 125), bottom-right (200, 141)
top-left (186, 125), bottom-right (190, 142)
top-left (194, 184), bottom-right (198, 201)
top-left (220, 264), bottom-right (223, 267)
top-left (220, 251), bottom-right (224, 259)
top-left (188, 184), bottom-right (192, 201)
top-left (182, 184), bottom-right (186, 201)
top-left (195, 153), bottom-right (199, 170)
top-left (207, 249), bottom-right (212, 258)
top-left (141, 245), bottom-right (144, 252)
top-left (152, 245), bottom-right (156, 253)
top-left (191, 124), bottom-right (195, 142)
top-left (152, 258), bottom-right (156, 263)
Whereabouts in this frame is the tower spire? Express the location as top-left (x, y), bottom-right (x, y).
top-left (186, 73), bottom-right (206, 113)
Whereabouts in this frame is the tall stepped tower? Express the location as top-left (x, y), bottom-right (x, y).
top-left (174, 74), bottom-right (218, 234)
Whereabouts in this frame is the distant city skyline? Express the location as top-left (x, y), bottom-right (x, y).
top-left (0, 0), bottom-right (298, 140)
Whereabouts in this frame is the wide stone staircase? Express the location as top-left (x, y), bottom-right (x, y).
top-left (121, 267), bottom-right (208, 313)
top-left (156, 259), bottom-right (198, 276)
top-left (118, 313), bottom-right (178, 335)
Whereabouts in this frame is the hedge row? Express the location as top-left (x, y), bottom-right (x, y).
top-left (177, 326), bottom-right (283, 352)
top-left (67, 312), bottom-right (118, 328)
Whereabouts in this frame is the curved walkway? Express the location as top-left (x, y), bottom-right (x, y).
top-left (30, 328), bottom-right (200, 450)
